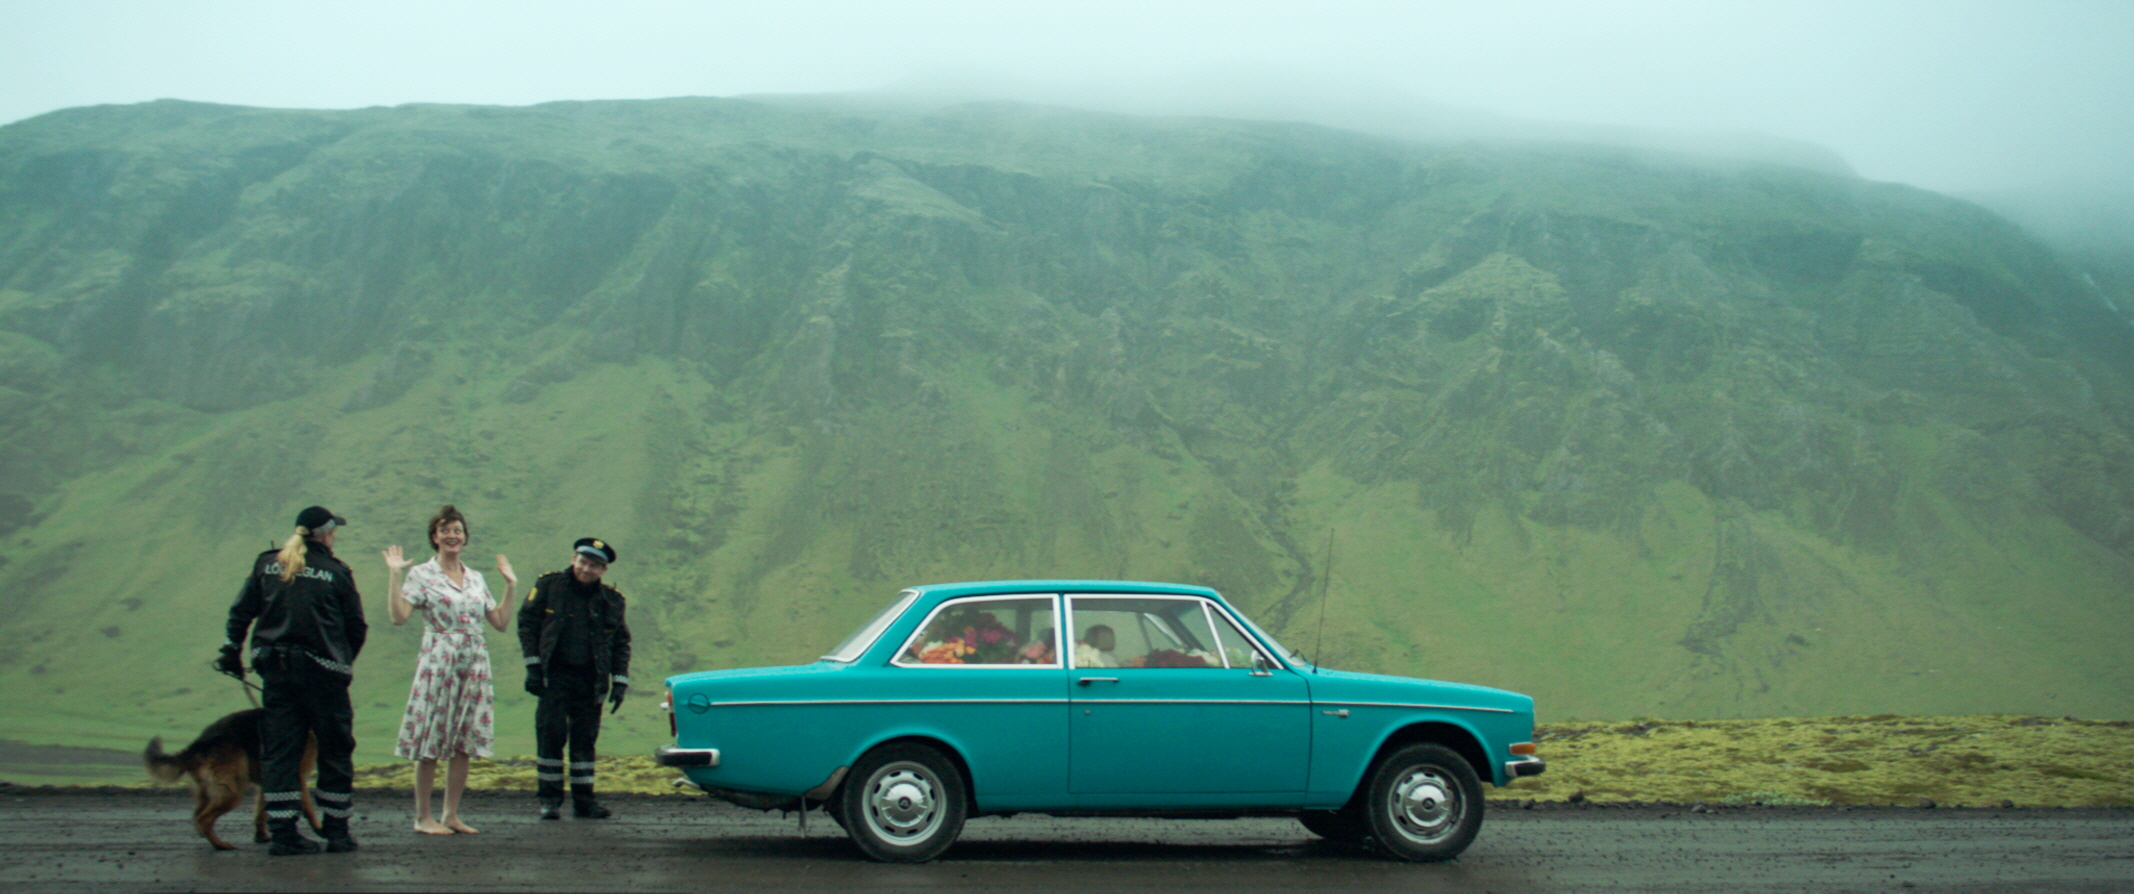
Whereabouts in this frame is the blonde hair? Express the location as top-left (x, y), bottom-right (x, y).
top-left (277, 528), bottom-right (310, 583)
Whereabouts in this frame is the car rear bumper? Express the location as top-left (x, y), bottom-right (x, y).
top-left (654, 744), bottom-right (721, 768)
top-left (1505, 756), bottom-right (1547, 779)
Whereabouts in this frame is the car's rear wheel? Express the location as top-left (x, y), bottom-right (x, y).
top-left (1298, 807), bottom-right (1367, 842)
top-left (1359, 743), bottom-right (1484, 862)
top-left (838, 742), bottom-right (967, 863)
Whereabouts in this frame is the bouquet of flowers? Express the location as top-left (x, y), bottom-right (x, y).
top-left (915, 640), bottom-right (974, 663)
top-left (909, 608), bottom-right (1023, 665)
top-left (1140, 648), bottom-right (1214, 668)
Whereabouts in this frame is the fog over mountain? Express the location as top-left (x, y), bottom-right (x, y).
top-left (869, 68), bottom-right (1862, 179)
top-left (7, 0), bottom-right (2131, 197)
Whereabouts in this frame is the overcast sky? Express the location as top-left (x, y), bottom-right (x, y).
top-left (5, 0), bottom-right (2130, 196)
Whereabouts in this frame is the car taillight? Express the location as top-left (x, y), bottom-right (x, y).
top-left (663, 687), bottom-right (676, 738)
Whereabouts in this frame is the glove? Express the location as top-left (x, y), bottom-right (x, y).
top-left (524, 671), bottom-right (544, 697)
top-left (215, 645), bottom-right (244, 677)
top-left (608, 682), bottom-right (628, 714)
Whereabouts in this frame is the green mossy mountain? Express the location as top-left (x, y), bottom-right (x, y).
top-left (1, 96), bottom-right (2129, 767)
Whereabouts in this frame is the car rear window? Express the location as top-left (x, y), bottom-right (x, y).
top-left (894, 596), bottom-right (1060, 667)
top-left (822, 589), bottom-right (919, 662)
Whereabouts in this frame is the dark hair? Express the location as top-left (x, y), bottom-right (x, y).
top-left (427, 505), bottom-right (469, 551)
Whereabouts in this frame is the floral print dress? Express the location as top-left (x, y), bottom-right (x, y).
top-left (394, 558), bottom-right (496, 760)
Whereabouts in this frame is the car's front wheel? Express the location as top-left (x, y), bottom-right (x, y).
top-left (838, 742), bottom-right (967, 863)
top-left (1359, 743), bottom-right (1484, 861)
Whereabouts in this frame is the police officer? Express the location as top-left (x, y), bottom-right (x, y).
top-left (518, 537), bottom-right (631, 819)
top-left (218, 505), bottom-right (367, 855)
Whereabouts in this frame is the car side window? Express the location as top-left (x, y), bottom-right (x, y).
top-left (1068, 597), bottom-right (1226, 669)
top-left (896, 596), bottom-right (1059, 666)
top-left (1205, 604), bottom-right (1272, 670)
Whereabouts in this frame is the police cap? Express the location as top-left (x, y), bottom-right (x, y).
top-left (296, 505), bottom-right (347, 533)
top-left (574, 537), bottom-right (617, 565)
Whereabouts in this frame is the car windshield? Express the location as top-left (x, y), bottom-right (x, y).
top-left (822, 590), bottom-right (918, 662)
top-left (1234, 609), bottom-right (1308, 667)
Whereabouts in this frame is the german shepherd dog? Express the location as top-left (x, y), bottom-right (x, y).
top-left (144, 708), bottom-right (320, 850)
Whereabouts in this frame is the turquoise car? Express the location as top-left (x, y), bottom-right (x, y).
top-left (656, 580), bottom-right (1545, 862)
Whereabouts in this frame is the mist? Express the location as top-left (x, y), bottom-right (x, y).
top-left (7, 1), bottom-right (2131, 197)
top-left (866, 65), bottom-right (1862, 177)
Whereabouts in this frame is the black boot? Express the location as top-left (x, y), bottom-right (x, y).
top-left (322, 817), bottom-right (359, 853)
top-left (571, 780), bottom-right (610, 818)
top-left (267, 818), bottom-right (321, 856)
top-left (536, 756), bottom-right (566, 815)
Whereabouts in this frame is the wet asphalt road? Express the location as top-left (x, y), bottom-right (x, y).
top-left (3, 789), bottom-right (2129, 892)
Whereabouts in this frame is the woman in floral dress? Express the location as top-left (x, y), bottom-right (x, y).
top-left (383, 505), bottom-right (516, 835)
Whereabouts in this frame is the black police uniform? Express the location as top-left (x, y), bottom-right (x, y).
top-left (222, 535), bottom-right (366, 852)
top-left (517, 549), bottom-right (630, 817)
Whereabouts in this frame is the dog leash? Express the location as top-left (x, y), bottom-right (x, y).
top-left (216, 662), bottom-right (263, 708)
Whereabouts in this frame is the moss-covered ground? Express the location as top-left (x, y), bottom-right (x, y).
top-left (318, 714), bottom-right (2134, 809)
top-left (1504, 714), bottom-right (2134, 808)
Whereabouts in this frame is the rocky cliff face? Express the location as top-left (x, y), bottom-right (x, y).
top-left (0, 97), bottom-right (2129, 749)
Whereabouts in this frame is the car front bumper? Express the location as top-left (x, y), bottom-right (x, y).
top-left (1505, 756), bottom-right (1547, 779)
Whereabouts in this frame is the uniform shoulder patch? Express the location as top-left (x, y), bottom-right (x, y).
top-left (528, 570), bottom-right (567, 603)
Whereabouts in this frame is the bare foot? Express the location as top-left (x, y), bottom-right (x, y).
top-left (414, 818), bottom-right (455, 835)
top-left (445, 817), bottom-right (480, 834)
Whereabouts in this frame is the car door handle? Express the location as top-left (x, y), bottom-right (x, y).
top-left (1077, 677), bottom-right (1120, 685)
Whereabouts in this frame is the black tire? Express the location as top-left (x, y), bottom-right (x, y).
top-left (1359, 743), bottom-right (1484, 862)
top-left (837, 742), bottom-right (967, 863)
top-left (1298, 807), bottom-right (1367, 842)
top-left (822, 796), bottom-right (849, 832)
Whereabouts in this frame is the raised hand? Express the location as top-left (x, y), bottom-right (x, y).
top-left (383, 544), bottom-right (415, 573)
top-left (495, 554), bottom-right (517, 587)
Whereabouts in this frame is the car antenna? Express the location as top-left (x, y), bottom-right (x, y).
top-left (1311, 527), bottom-right (1335, 675)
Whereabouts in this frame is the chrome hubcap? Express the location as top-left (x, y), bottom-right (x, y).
top-left (1388, 768), bottom-right (1459, 844)
top-left (864, 763), bottom-right (941, 843)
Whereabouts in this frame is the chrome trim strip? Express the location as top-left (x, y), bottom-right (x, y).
top-left (1073, 699), bottom-right (1312, 706)
top-left (704, 697), bottom-right (1317, 707)
top-left (711, 698), bottom-right (1075, 707)
top-left (1314, 700), bottom-right (1515, 714)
